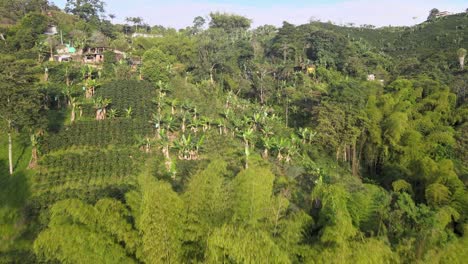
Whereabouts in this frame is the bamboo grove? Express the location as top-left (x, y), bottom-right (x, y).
top-left (0, 1), bottom-right (467, 263)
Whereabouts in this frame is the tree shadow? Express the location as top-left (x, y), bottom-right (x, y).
top-left (0, 159), bottom-right (30, 210)
top-left (47, 109), bottom-right (67, 133)
top-left (13, 133), bottom-right (29, 172)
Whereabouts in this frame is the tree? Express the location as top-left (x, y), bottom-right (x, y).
top-left (427, 8), bottom-right (440, 21)
top-left (232, 164), bottom-right (275, 226)
top-left (65, 0), bottom-right (105, 21)
top-left (126, 17), bottom-right (143, 32)
top-left (206, 225), bottom-right (290, 263)
top-left (141, 48), bottom-right (176, 83)
top-left (93, 97), bottom-right (111, 120)
top-left (34, 199), bottom-right (138, 263)
top-left (183, 160), bottom-right (229, 260)
top-left (196, 28), bottom-right (231, 84)
top-left (108, 13), bottom-right (115, 23)
top-left (0, 57), bottom-right (42, 175)
top-left (191, 16), bottom-right (206, 34)
top-left (139, 178), bottom-right (185, 263)
top-left (209, 12), bottom-right (251, 34)
top-left (457, 48), bottom-right (466, 70)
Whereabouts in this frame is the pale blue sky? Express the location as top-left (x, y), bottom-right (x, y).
top-left (50, 0), bottom-right (467, 28)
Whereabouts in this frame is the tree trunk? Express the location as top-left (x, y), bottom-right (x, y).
top-left (352, 143), bottom-right (358, 177)
top-left (460, 56), bottom-right (465, 70)
top-left (71, 104), bottom-right (76, 123)
top-left (210, 64), bottom-right (216, 84)
top-left (8, 132), bottom-right (13, 175)
top-left (29, 146), bottom-right (38, 169)
top-left (49, 45), bottom-right (54, 62)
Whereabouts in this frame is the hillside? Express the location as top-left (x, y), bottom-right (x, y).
top-left (0, 1), bottom-right (467, 263)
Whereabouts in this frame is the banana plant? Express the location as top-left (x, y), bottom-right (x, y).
top-left (238, 128), bottom-right (254, 169)
top-left (162, 114), bottom-right (177, 132)
top-left (28, 130), bottom-right (43, 169)
top-left (167, 98), bottom-right (179, 115)
top-left (261, 136), bottom-right (276, 159)
top-left (136, 135), bottom-right (153, 153)
top-left (200, 116), bottom-right (212, 132)
top-left (179, 111), bottom-right (188, 133)
top-left (107, 108), bottom-right (118, 119)
top-left (173, 134), bottom-right (192, 160)
top-left (298, 127), bottom-right (309, 144)
top-left (125, 107), bottom-right (133, 119)
top-left (85, 78), bottom-right (99, 99)
top-left (93, 97), bottom-right (112, 120)
top-left (276, 137), bottom-right (288, 162)
top-left (252, 112), bottom-right (262, 130)
top-left (149, 113), bottom-right (162, 139)
top-left (193, 134), bottom-right (205, 160)
top-left (188, 118), bottom-right (202, 134)
top-left (215, 118), bottom-right (227, 135)
top-left (158, 128), bottom-right (173, 172)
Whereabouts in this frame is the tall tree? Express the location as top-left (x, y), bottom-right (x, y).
top-left (65, 0), bottom-right (105, 21)
top-left (139, 177), bottom-right (185, 263)
top-left (232, 163), bottom-right (275, 226)
top-left (209, 12), bottom-right (251, 34)
top-left (0, 56), bottom-right (42, 175)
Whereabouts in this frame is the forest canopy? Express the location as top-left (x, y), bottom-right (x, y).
top-left (0, 1), bottom-right (467, 263)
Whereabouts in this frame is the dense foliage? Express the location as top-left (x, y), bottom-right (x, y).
top-left (0, 1), bottom-right (467, 263)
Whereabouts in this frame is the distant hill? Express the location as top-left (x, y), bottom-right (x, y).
top-left (309, 13), bottom-right (467, 59)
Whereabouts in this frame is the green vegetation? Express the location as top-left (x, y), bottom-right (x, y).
top-left (0, 1), bottom-right (467, 263)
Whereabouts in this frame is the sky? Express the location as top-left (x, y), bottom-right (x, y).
top-left (50, 0), bottom-right (467, 29)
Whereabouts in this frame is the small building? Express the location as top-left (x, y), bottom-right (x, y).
top-left (53, 44), bottom-right (78, 62)
top-left (435, 11), bottom-right (453, 18)
top-left (54, 54), bottom-right (72, 62)
top-left (83, 47), bottom-right (106, 64)
top-left (44, 25), bottom-right (58, 35)
top-left (131, 33), bottom-right (162, 38)
top-left (57, 44), bottom-right (77, 55)
top-left (367, 74), bottom-right (376, 81)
